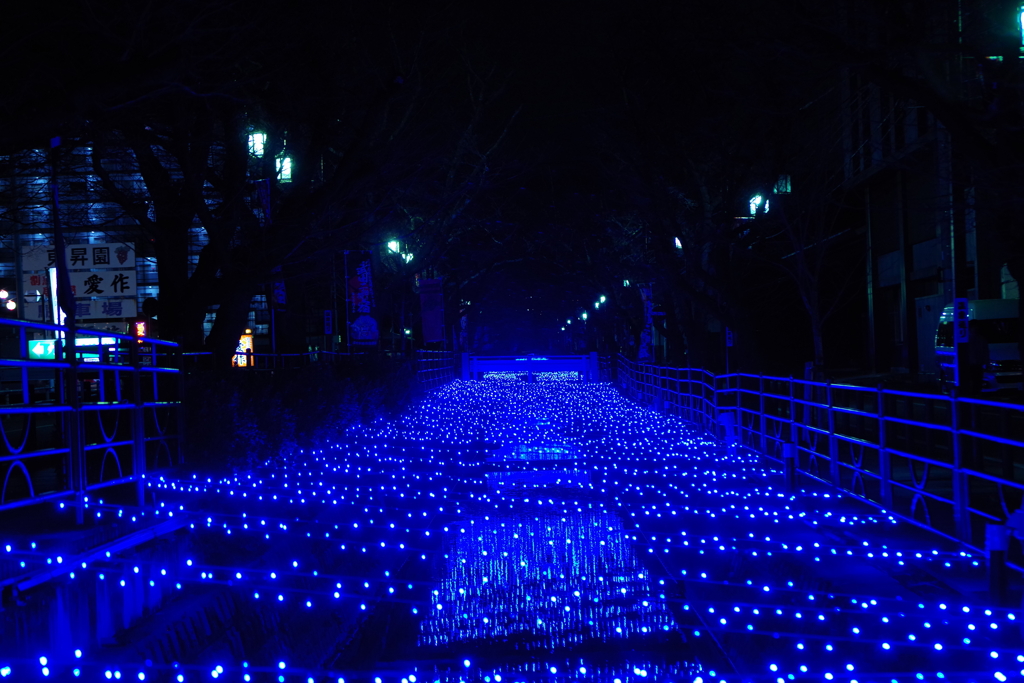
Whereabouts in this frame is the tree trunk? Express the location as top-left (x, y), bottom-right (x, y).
top-left (205, 285), bottom-right (256, 368)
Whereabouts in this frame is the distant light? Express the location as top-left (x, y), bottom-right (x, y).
top-left (0, 289), bottom-right (8, 299)
top-left (387, 240), bottom-right (401, 253)
top-left (750, 194), bottom-right (764, 215)
top-left (581, 312), bottom-right (588, 320)
top-left (594, 302), bottom-right (600, 309)
top-left (623, 279), bottom-right (630, 287)
top-left (674, 237), bottom-right (683, 249)
top-left (249, 133), bottom-right (267, 157)
top-left (599, 295), bottom-right (606, 303)
top-left (5, 301), bottom-right (15, 311)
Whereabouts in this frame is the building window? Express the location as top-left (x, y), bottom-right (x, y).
top-left (773, 175), bottom-right (791, 194)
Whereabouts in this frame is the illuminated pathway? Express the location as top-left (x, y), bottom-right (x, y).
top-left (1, 377), bottom-right (1020, 682)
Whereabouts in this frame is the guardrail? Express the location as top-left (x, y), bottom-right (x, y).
top-left (616, 354), bottom-right (1024, 570)
top-left (0, 319), bottom-right (182, 522)
top-left (462, 353), bottom-right (600, 381)
top-left (417, 350), bottom-right (455, 389)
top-left (182, 349), bottom-right (375, 371)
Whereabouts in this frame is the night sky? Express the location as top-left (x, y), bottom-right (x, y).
top-left (0, 1), bottom-right (987, 369)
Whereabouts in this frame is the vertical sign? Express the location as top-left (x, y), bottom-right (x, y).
top-left (420, 278), bottom-right (444, 343)
top-left (725, 327), bottom-right (734, 347)
top-left (232, 332), bottom-right (254, 367)
top-left (324, 310), bottom-right (333, 335)
top-left (638, 283), bottom-right (654, 362)
top-left (346, 253), bottom-right (378, 346)
top-left (953, 297), bottom-right (969, 343)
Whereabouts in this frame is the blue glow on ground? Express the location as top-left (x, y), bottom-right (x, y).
top-left (0, 377), bottom-right (1017, 682)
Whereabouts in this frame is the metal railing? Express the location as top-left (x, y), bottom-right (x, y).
top-left (461, 353), bottom-right (600, 381)
top-left (617, 355), bottom-right (1024, 568)
top-left (417, 350), bottom-right (455, 389)
top-left (0, 319), bottom-right (182, 522)
top-left (182, 349), bottom-right (374, 371)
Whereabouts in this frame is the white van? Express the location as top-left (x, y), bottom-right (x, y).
top-left (935, 299), bottom-right (1021, 392)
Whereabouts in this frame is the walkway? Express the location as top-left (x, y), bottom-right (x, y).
top-left (1, 377), bottom-right (1019, 682)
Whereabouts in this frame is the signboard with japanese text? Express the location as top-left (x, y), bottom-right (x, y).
top-left (232, 333), bottom-right (254, 367)
top-left (21, 243), bottom-right (135, 271)
top-left (68, 270), bottom-right (135, 297)
top-left (20, 293), bottom-right (135, 322)
top-left (638, 283), bottom-right (654, 362)
top-left (346, 252), bottom-right (378, 347)
top-left (22, 272), bottom-right (136, 321)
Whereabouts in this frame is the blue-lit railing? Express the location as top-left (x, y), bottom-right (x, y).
top-left (0, 319), bottom-right (182, 521)
top-left (617, 355), bottom-right (1024, 565)
top-left (462, 353), bottom-right (599, 381)
top-left (417, 350), bottom-right (455, 389)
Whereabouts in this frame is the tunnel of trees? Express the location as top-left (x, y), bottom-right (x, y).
top-left (2, 0), bottom-right (1023, 377)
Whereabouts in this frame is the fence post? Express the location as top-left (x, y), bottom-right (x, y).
top-left (759, 374), bottom-right (766, 453)
top-left (788, 376), bottom-right (795, 457)
top-left (130, 339), bottom-right (146, 507)
top-left (877, 385), bottom-right (892, 509)
top-left (950, 393), bottom-right (970, 543)
top-left (782, 442), bottom-right (798, 493)
top-left (176, 347), bottom-right (186, 467)
top-left (63, 324), bottom-right (85, 525)
top-left (720, 410), bottom-right (737, 453)
top-left (987, 523), bottom-right (1009, 606)
top-left (827, 381), bottom-right (839, 486)
top-left (654, 367), bottom-right (665, 411)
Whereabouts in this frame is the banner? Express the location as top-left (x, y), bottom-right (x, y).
top-left (346, 253), bottom-right (378, 346)
top-left (638, 283), bottom-right (654, 362)
top-left (420, 278), bottom-right (444, 343)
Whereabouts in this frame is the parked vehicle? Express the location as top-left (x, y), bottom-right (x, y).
top-left (935, 299), bottom-right (1021, 393)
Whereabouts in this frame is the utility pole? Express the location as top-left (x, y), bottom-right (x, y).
top-left (50, 138), bottom-right (84, 523)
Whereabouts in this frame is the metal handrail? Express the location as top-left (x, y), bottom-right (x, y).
top-left (0, 318), bottom-right (182, 521)
top-left (615, 353), bottom-right (1024, 566)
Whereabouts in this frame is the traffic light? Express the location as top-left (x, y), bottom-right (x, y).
top-left (133, 319), bottom-right (147, 342)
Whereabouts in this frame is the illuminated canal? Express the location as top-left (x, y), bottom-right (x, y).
top-left (0, 376), bottom-right (1014, 682)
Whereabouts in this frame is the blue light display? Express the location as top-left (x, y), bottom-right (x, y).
top-left (0, 377), bottom-right (1017, 682)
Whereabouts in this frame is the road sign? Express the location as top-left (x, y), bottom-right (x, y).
top-left (29, 340), bottom-right (55, 360)
top-left (953, 297), bottom-right (969, 343)
top-left (725, 327), bottom-right (734, 347)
